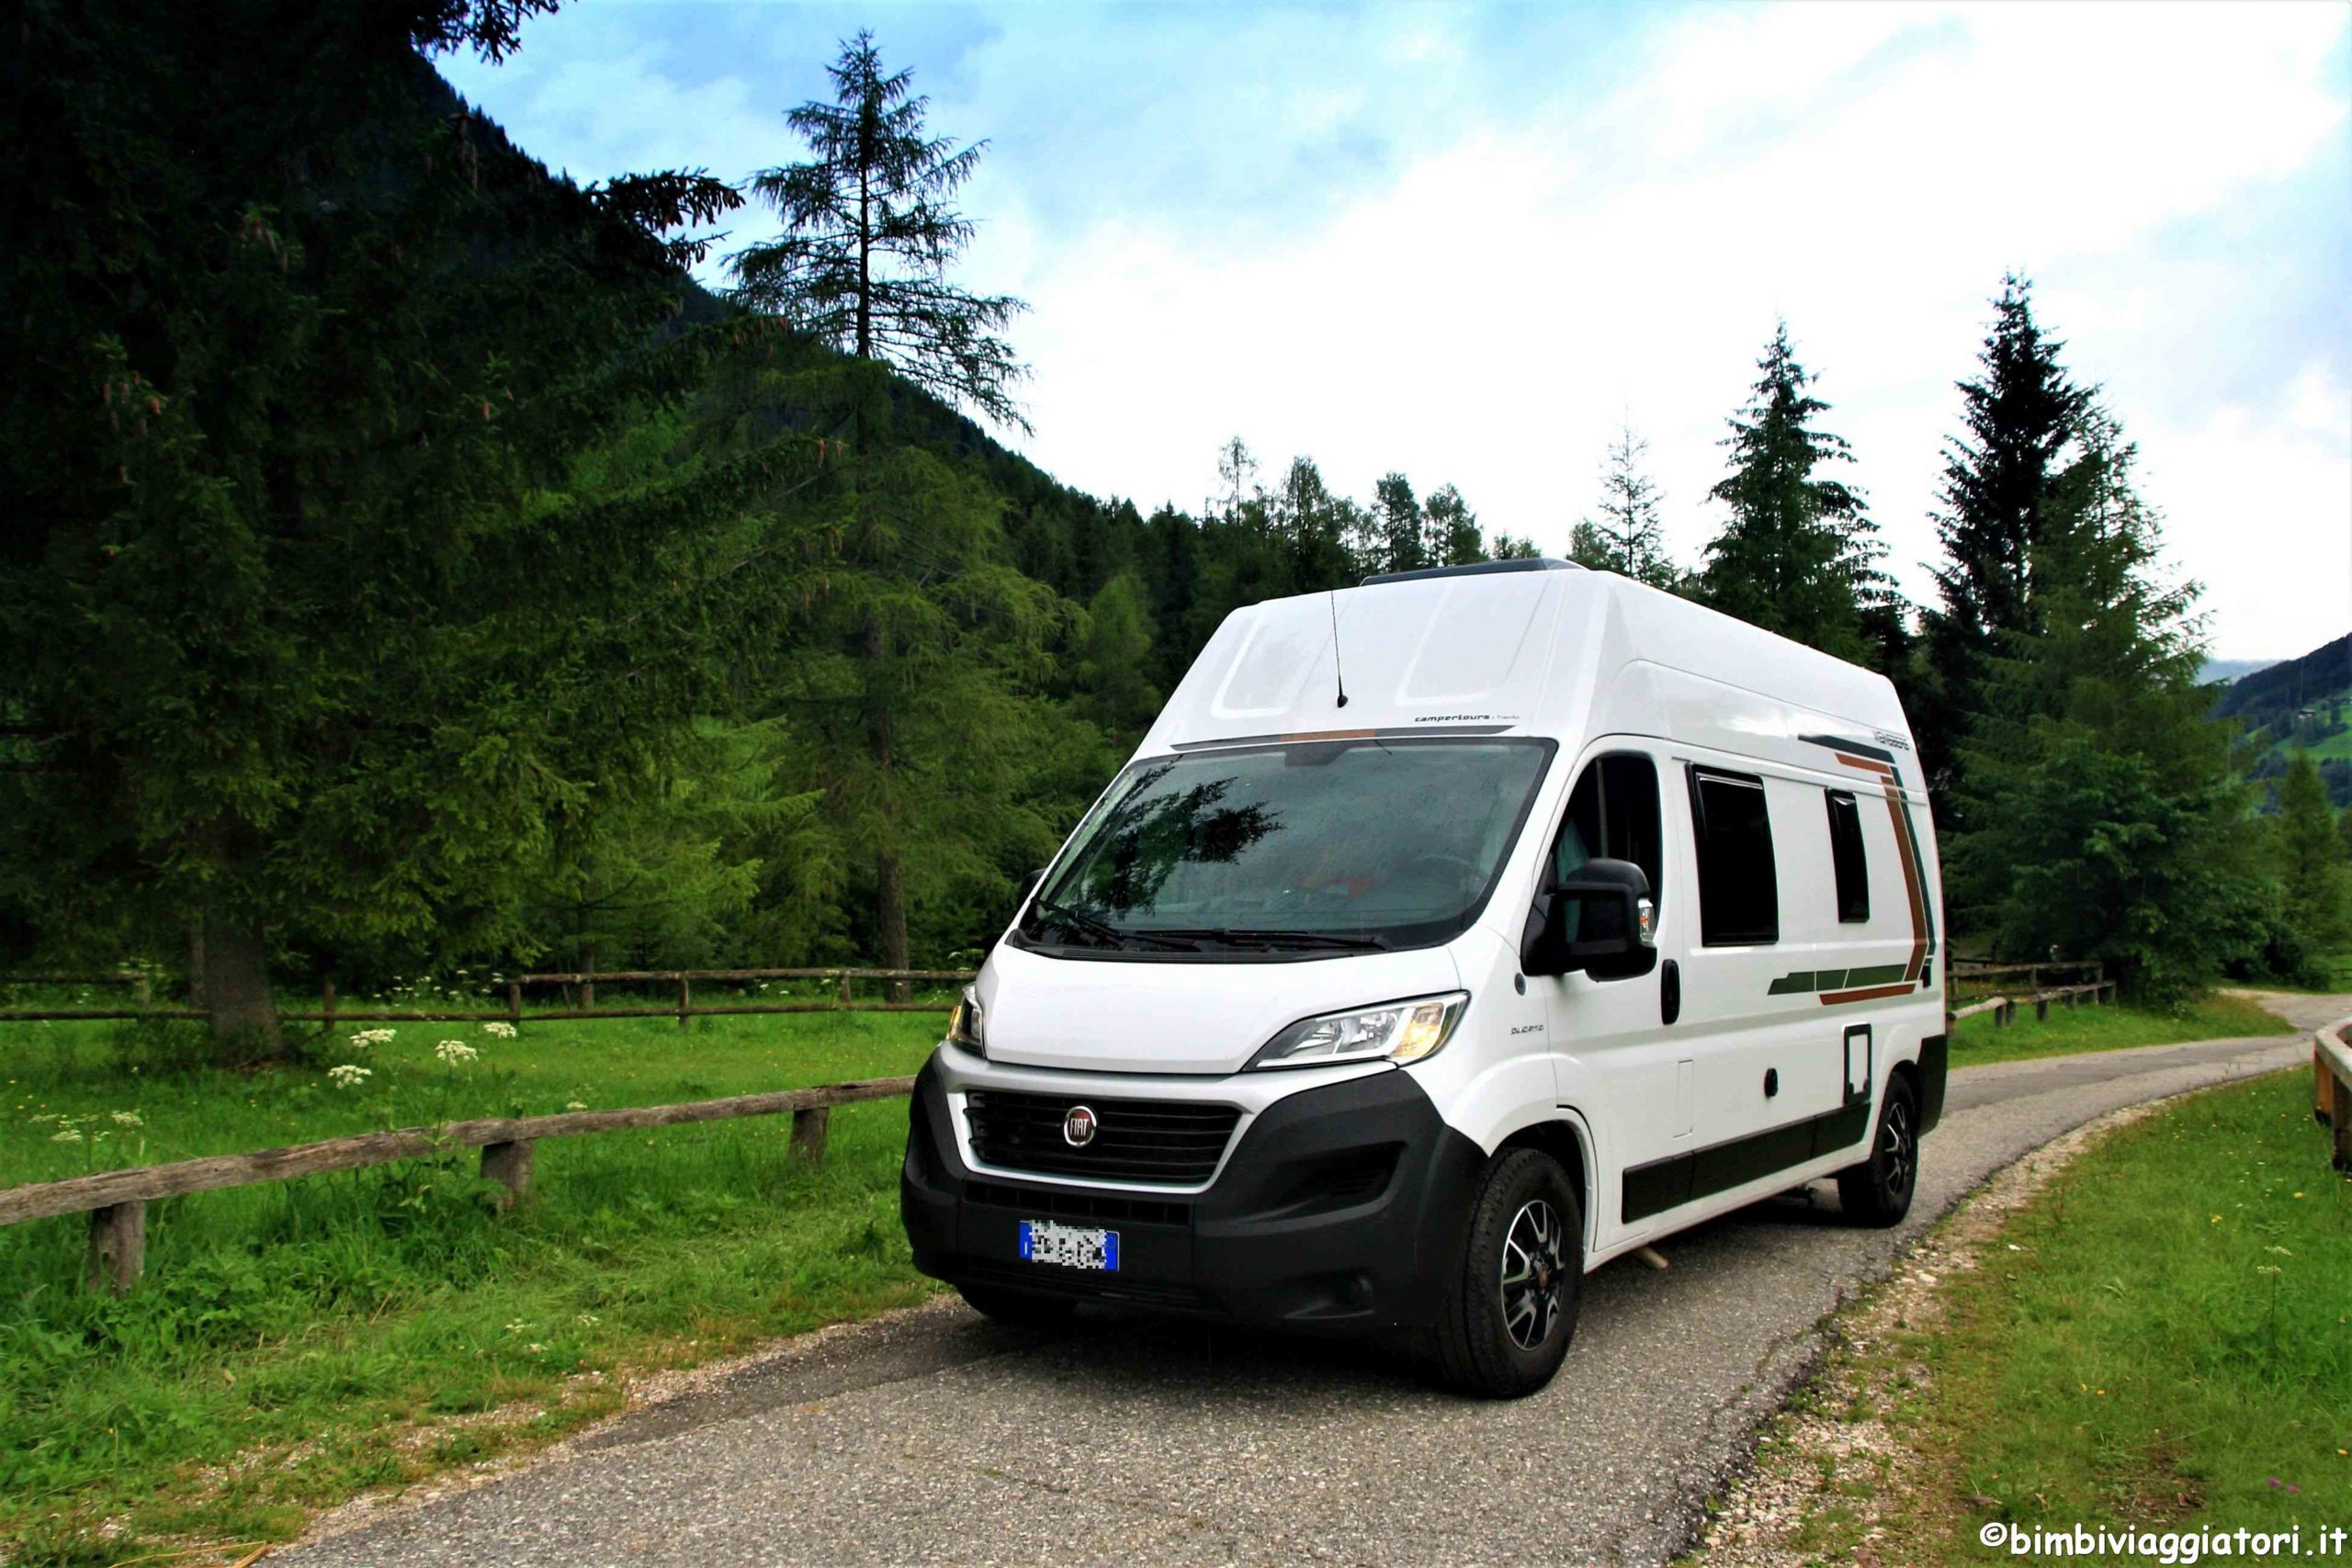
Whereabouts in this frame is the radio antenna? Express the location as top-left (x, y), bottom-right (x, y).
top-left (1328, 587), bottom-right (1350, 708)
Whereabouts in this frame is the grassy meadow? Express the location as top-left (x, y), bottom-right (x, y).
top-left (1801, 1067), bottom-right (2352, 1562)
top-left (0, 991), bottom-right (952, 1565)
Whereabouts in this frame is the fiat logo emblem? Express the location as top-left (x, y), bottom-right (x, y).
top-left (1062, 1105), bottom-right (1098, 1147)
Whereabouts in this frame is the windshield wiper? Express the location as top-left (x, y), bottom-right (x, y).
top-left (1027, 900), bottom-right (1197, 952)
top-left (1148, 927), bottom-right (1391, 953)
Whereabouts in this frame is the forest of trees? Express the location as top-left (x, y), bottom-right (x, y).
top-left (5, 5), bottom-right (2345, 1056)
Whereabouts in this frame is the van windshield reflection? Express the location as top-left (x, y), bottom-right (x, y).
top-left (1015, 737), bottom-right (1554, 957)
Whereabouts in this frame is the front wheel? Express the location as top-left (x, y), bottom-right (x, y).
top-left (1836, 1075), bottom-right (1919, 1227)
top-left (1431, 1147), bottom-right (1583, 1398)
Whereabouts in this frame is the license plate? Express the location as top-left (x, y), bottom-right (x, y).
top-left (1018, 1218), bottom-right (1120, 1271)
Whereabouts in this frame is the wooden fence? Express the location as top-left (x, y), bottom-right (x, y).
top-left (2314, 1016), bottom-right (2352, 1173)
top-left (1946, 959), bottom-right (2114, 1028)
top-left (0, 1075), bottom-right (921, 1293)
top-left (0, 965), bottom-right (973, 1027)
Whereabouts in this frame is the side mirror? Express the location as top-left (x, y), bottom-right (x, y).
top-left (1520, 858), bottom-right (1658, 980)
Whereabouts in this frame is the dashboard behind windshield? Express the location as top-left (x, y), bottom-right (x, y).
top-left (1012, 736), bottom-right (1555, 957)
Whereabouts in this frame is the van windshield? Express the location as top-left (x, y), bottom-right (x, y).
top-left (1014, 737), bottom-right (1555, 957)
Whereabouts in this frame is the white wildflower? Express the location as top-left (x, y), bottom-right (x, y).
top-left (435, 1040), bottom-right (479, 1066)
top-left (51, 1127), bottom-right (83, 1145)
top-left (328, 1064), bottom-right (371, 1089)
top-left (564, 1100), bottom-right (587, 1112)
top-left (574, 1313), bottom-right (601, 1327)
top-left (110, 1110), bottom-right (144, 1128)
top-left (481, 1021), bottom-right (517, 1040)
top-left (504, 1320), bottom-right (530, 1335)
top-left (348, 1027), bottom-right (396, 1048)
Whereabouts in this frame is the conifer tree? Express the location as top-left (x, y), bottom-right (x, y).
top-left (1574, 421), bottom-right (1678, 587)
top-left (2276, 750), bottom-right (2352, 960)
top-left (1916, 275), bottom-right (2092, 802)
top-left (1372, 474), bottom-right (1425, 575)
top-left (1424, 485), bottom-right (1485, 567)
top-left (1695, 324), bottom-right (1891, 661)
top-left (1946, 411), bottom-right (2265, 995)
top-left (729, 31), bottom-right (1028, 429)
top-left (0, 2), bottom-right (808, 1054)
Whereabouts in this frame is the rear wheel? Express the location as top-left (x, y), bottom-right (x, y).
top-left (1432, 1147), bottom-right (1582, 1398)
top-left (956, 1283), bottom-right (1080, 1329)
top-left (1836, 1076), bottom-right (1918, 1227)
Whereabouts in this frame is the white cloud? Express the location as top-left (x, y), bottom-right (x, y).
top-left (991, 1), bottom-right (2348, 655)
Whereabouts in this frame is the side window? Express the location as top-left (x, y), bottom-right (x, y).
top-left (1825, 790), bottom-right (1870, 923)
top-left (1686, 767), bottom-right (1778, 945)
top-left (1552, 753), bottom-right (1663, 905)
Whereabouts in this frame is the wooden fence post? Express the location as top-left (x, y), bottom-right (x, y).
top-left (677, 976), bottom-right (692, 1031)
top-left (86, 1201), bottom-right (145, 1294)
top-left (790, 1107), bottom-right (831, 1165)
top-left (480, 1140), bottom-right (534, 1209)
top-left (508, 980), bottom-right (523, 1029)
top-left (2320, 1044), bottom-right (2333, 1125)
top-left (2035, 997), bottom-right (2050, 1022)
top-left (838, 971), bottom-right (853, 1008)
top-left (322, 978), bottom-right (336, 1031)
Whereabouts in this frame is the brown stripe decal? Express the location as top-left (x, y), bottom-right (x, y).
top-left (1818, 983), bottom-right (1915, 1005)
top-left (1824, 749), bottom-right (1931, 998)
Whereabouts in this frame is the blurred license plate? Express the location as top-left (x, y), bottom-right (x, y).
top-left (1018, 1218), bottom-right (1119, 1271)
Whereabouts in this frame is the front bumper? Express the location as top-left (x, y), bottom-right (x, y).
top-left (899, 1052), bottom-right (1487, 1331)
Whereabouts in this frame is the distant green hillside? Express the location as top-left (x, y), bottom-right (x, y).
top-left (2214, 631), bottom-right (2352, 807)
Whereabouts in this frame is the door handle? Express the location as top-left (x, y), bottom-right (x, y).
top-left (1660, 958), bottom-right (1681, 1026)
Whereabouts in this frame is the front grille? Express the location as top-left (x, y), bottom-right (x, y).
top-left (964, 1090), bottom-right (1239, 1186)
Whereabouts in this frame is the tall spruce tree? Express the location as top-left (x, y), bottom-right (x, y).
top-left (0, 2), bottom-right (814, 1054)
top-left (1946, 410), bottom-right (2265, 995)
top-left (1572, 421), bottom-right (1677, 587)
top-left (1695, 325), bottom-right (1891, 661)
top-left (1916, 275), bottom-right (2093, 804)
top-left (2275, 749), bottom-right (2352, 964)
top-left (729, 31), bottom-right (1028, 429)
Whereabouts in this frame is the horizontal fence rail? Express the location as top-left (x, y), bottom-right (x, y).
top-left (1945, 961), bottom-right (2112, 1029)
top-left (0, 1076), bottom-right (920, 1293)
top-left (0, 965), bottom-right (975, 1026)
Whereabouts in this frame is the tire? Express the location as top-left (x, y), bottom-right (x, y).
top-left (1431, 1147), bottom-right (1582, 1398)
top-left (956, 1282), bottom-right (1080, 1329)
top-left (1836, 1075), bottom-right (1919, 1227)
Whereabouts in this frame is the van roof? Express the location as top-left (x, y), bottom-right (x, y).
top-left (1138, 567), bottom-right (1920, 788)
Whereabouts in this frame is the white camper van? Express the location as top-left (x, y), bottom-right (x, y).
top-left (901, 558), bottom-right (1946, 1396)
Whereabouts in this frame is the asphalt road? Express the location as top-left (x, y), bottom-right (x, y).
top-left (282, 997), bottom-right (2342, 1568)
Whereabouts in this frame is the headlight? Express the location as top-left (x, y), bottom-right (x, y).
top-left (1246, 991), bottom-right (1469, 1071)
top-left (946, 987), bottom-right (985, 1055)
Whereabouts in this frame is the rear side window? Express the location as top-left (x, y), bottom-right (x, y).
top-left (1825, 790), bottom-right (1870, 923)
top-left (1686, 767), bottom-right (1778, 945)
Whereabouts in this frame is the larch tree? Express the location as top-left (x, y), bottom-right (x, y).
top-left (729, 30), bottom-right (1028, 430)
top-left (1424, 485), bottom-right (1485, 567)
top-left (2276, 749), bottom-right (2352, 964)
top-left (1573, 421), bottom-right (1677, 588)
top-left (728, 32), bottom-right (1035, 991)
top-left (1695, 324), bottom-right (1891, 662)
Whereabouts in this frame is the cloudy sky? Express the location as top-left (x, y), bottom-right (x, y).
top-left (442, 1), bottom-right (2351, 660)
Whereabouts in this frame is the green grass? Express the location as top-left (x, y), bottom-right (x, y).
top-left (0, 1000), bottom-right (952, 1564)
top-left (1870, 1070), bottom-right (2352, 1559)
top-left (1949, 992), bottom-right (2296, 1066)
